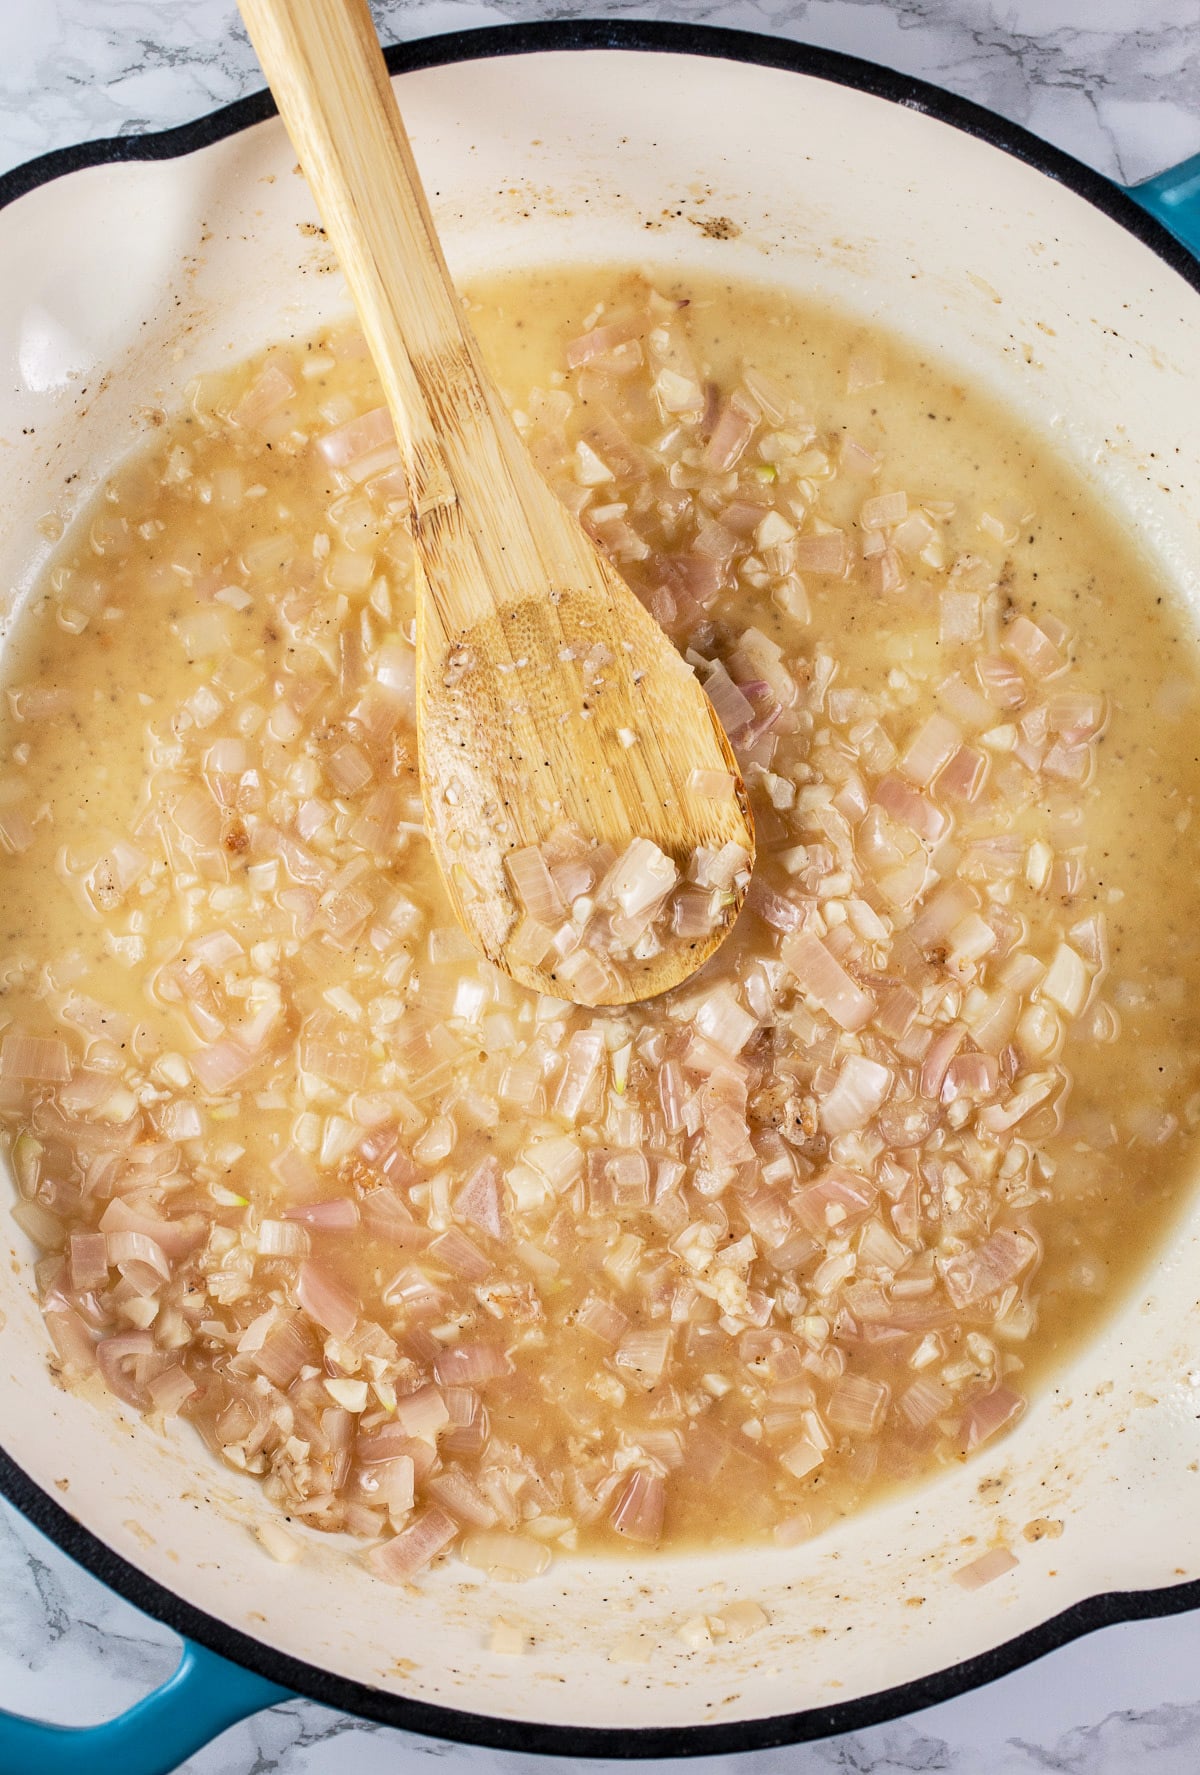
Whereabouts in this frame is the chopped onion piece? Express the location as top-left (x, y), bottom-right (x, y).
top-left (604, 838), bottom-right (677, 919)
top-left (899, 713), bottom-right (961, 789)
top-left (367, 1507), bottom-right (457, 1584)
top-left (505, 846), bottom-right (565, 925)
top-left (453, 1156), bottom-right (503, 1239)
top-left (566, 319), bottom-right (640, 369)
top-left (1040, 944), bottom-right (1090, 1018)
top-left (257, 1219), bottom-right (311, 1259)
top-left (954, 1545), bottom-right (1018, 1590)
top-left (780, 1436), bottom-right (824, 1479)
top-left (793, 531), bottom-right (846, 575)
top-left (394, 1385), bottom-right (450, 1441)
top-left (230, 362), bottom-right (295, 430)
top-left (688, 768), bottom-right (736, 802)
top-left (692, 983), bottom-right (757, 1055)
top-left (106, 1230), bottom-right (172, 1282)
top-left (860, 490), bottom-right (907, 530)
top-left (554, 1029), bottom-right (606, 1121)
top-left (1, 1031), bottom-right (71, 1082)
top-left (942, 1051), bottom-right (999, 1102)
top-left (962, 1385), bottom-right (1025, 1450)
top-left (147, 1365), bottom-right (198, 1416)
top-left (702, 662), bottom-right (755, 736)
top-left (69, 1231), bottom-right (109, 1294)
top-left (190, 1038), bottom-right (256, 1094)
top-left (283, 1197), bottom-right (360, 1231)
top-left (615, 1327), bottom-right (673, 1386)
top-left (819, 1054), bottom-right (893, 1136)
top-left (434, 1342), bottom-right (512, 1386)
top-left (781, 933), bottom-right (876, 1031)
top-left (827, 1373), bottom-right (889, 1435)
top-left (610, 1470), bottom-right (665, 1544)
top-left (427, 1227), bottom-right (492, 1281)
top-left (97, 1331), bottom-right (155, 1406)
top-left (459, 1530), bottom-right (552, 1579)
top-left (317, 405), bottom-right (395, 469)
top-left (943, 1230), bottom-right (1038, 1309)
top-left (253, 1311), bottom-right (318, 1388)
top-left (1003, 615), bottom-right (1064, 679)
top-left (296, 1259), bottom-right (359, 1339)
top-left (575, 1294), bottom-right (629, 1345)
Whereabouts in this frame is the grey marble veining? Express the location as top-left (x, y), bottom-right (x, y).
top-left (1, 0), bottom-right (1197, 186)
top-left (1, 1), bottom-right (1200, 1771)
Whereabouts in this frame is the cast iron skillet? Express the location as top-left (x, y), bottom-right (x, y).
top-left (0, 19), bottom-right (1197, 1772)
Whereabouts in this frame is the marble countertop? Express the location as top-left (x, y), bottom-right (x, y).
top-left (1, 2), bottom-right (1198, 1771)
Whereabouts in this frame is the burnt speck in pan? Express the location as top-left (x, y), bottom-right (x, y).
top-left (690, 213), bottom-right (741, 240)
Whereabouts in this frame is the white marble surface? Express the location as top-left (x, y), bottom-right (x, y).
top-left (1, 1), bottom-right (1199, 1771)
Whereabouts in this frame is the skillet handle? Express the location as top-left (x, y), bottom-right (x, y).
top-left (1124, 150), bottom-right (1200, 260)
top-left (0, 1638), bottom-right (292, 1775)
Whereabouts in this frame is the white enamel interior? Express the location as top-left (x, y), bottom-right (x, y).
top-left (1, 48), bottom-right (1198, 1735)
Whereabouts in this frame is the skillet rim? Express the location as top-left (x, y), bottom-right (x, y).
top-left (1, 17), bottom-right (1197, 1756)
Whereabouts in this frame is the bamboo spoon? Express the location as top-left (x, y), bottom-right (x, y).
top-left (238, 0), bottom-right (754, 1007)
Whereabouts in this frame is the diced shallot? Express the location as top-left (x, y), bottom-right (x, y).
top-left (505, 846), bottom-right (565, 925)
top-left (283, 1198), bottom-right (360, 1231)
top-left (899, 714), bottom-right (961, 789)
top-left (610, 1470), bottom-right (666, 1544)
top-left (703, 397), bottom-right (756, 473)
top-left (872, 775), bottom-right (949, 846)
top-left (394, 1385), bottom-right (451, 1440)
top-left (434, 1343), bottom-right (512, 1387)
top-left (459, 1530), bottom-right (551, 1579)
top-left (793, 530), bottom-right (846, 575)
top-left (253, 1312), bottom-right (318, 1388)
top-left (453, 1156), bottom-right (503, 1239)
top-left (942, 1051), bottom-right (999, 1102)
top-left (1, 1031), bottom-right (71, 1082)
top-left (230, 362), bottom-right (295, 430)
top-left (781, 933), bottom-right (875, 1031)
top-left (366, 1507), bottom-right (457, 1584)
top-left (826, 1373), bottom-right (889, 1435)
top-left (147, 1365), bottom-right (198, 1416)
top-left (919, 1025), bottom-right (966, 1100)
top-left (604, 838), bottom-right (677, 919)
top-left (190, 1039), bottom-right (256, 1094)
top-left (97, 1331), bottom-right (156, 1406)
top-left (575, 1294), bottom-right (629, 1345)
top-left (962, 1385), bottom-right (1025, 1450)
top-left (943, 1230), bottom-right (1038, 1309)
top-left (954, 1546), bottom-right (1019, 1590)
top-left (426, 1466), bottom-right (497, 1527)
top-left (1003, 615), bottom-right (1064, 679)
top-left (819, 1055), bottom-right (893, 1136)
top-left (296, 1260), bottom-right (359, 1340)
top-left (702, 661), bottom-right (755, 735)
top-left (554, 1030), bottom-right (606, 1121)
top-left (106, 1230), bottom-right (172, 1282)
top-left (427, 1226), bottom-right (492, 1282)
top-left (317, 405), bottom-right (396, 471)
top-left (69, 1231), bottom-right (109, 1293)
top-left (688, 768), bottom-right (736, 802)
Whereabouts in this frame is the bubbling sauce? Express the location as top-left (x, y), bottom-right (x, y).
top-left (1, 269), bottom-right (1198, 1581)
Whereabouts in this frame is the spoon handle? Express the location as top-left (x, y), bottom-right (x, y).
top-left (237, 0), bottom-right (478, 520)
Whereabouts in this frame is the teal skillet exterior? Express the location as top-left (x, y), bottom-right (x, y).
top-left (1131, 152), bottom-right (1200, 260)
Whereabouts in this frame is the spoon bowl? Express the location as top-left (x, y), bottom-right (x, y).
top-left (238, 0), bottom-right (754, 1005)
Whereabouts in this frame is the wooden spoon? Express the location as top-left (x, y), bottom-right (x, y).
top-left (238, 0), bottom-right (754, 1006)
